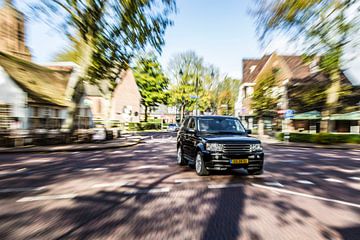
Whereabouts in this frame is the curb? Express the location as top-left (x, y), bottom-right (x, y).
top-left (0, 139), bottom-right (142, 154)
top-left (266, 142), bottom-right (360, 150)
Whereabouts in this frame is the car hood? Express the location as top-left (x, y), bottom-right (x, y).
top-left (200, 134), bottom-right (261, 144)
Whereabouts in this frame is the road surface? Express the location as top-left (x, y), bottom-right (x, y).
top-left (0, 132), bottom-right (359, 239)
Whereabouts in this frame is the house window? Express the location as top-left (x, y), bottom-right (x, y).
top-left (246, 87), bottom-right (253, 97)
top-left (244, 86), bottom-right (253, 98)
top-left (250, 65), bottom-right (257, 73)
top-left (188, 118), bottom-right (195, 130)
top-left (33, 107), bottom-right (39, 117)
top-left (55, 109), bottom-right (59, 118)
top-left (75, 107), bottom-right (91, 129)
top-left (97, 99), bottom-right (102, 113)
top-left (0, 104), bottom-right (11, 129)
top-left (29, 106), bottom-right (64, 129)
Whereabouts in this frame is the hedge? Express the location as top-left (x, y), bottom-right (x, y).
top-left (128, 122), bottom-right (162, 131)
top-left (276, 133), bottom-right (360, 144)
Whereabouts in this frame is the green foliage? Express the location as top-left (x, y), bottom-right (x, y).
top-left (275, 132), bottom-right (284, 141)
top-left (167, 51), bottom-right (219, 114)
top-left (215, 77), bottom-right (241, 115)
top-left (255, 0), bottom-right (358, 67)
top-left (251, 68), bottom-right (280, 117)
top-left (36, 0), bottom-right (176, 94)
top-left (133, 55), bottom-right (169, 108)
top-left (127, 122), bottom-right (162, 131)
top-left (276, 133), bottom-right (360, 144)
top-left (288, 74), bottom-right (360, 113)
top-left (35, 0), bottom-right (176, 130)
top-left (54, 38), bottom-right (82, 64)
top-left (254, 0), bottom-right (359, 111)
top-left (288, 79), bottom-right (328, 112)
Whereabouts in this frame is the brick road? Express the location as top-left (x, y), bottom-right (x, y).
top-left (0, 132), bottom-right (359, 239)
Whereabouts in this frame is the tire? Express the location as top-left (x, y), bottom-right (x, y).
top-left (195, 152), bottom-right (209, 176)
top-left (177, 146), bottom-right (186, 165)
top-left (248, 169), bottom-right (263, 175)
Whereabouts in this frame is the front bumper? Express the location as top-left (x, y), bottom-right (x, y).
top-left (202, 151), bottom-right (264, 171)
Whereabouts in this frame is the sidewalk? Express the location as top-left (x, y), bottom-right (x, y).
top-left (255, 135), bottom-right (360, 150)
top-left (0, 136), bottom-right (147, 154)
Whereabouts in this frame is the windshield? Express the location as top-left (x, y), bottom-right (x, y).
top-left (197, 117), bottom-right (246, 133)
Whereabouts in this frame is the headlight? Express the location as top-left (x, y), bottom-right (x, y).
top-left (250, 144), bottom-right (262, 152)
top-left (206, 143), bottom-right (224, 152)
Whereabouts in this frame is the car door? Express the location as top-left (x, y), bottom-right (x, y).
top-left (188, 117), bottom-right (199, 160)
top-left (183, 117), bottom-right (196, 160)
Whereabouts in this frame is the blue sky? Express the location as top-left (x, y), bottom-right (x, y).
top-left (13, 0), bottom-right (360, 83)
top-left (157, 0), bottom-right (262, 78)
top-left (15, 0), bottom-right (265, 79)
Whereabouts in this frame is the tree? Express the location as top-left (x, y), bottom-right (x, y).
top-left (252, 68), bottom-right (280, 116)
top-left (215, 77), bottom-right (241, 115)
top-left (251, 68), bottom-right (280, 135)
top-left (34, 0), bottom-right (176, 131)
top-left (254, 0), bottom-right (359, 130)
top-left (288, 72), bottom-right (360, 113)
top-left (167, 51), bottom-right (219, 122)
top-left (133, 55), bottom-right (169, 122)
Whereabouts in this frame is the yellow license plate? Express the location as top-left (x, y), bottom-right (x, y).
top-left (231, 159), bottom-right (248, 164)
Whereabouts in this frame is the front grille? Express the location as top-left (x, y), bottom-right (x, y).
top-left (223, 144), bottom-right (250, 154)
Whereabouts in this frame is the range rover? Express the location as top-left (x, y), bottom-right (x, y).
top-left (177, 116), bottom-right (264, 176)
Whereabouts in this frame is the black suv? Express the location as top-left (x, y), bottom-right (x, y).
top-left (177, 116), bottom-right (264, 176)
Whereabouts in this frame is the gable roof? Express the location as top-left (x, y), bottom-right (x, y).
top-left (242, 55), bottom-right (270, 83)
top-left (84, 69), bottom-right (138, 97)
top-left (84, 80), bottom-right (110, 97)
top-left (242, 54), bottom-right (312, 83)
top-left (281, 56), bottom-right (311, 79)
top-left (0, 51), bottom-right (71, 107)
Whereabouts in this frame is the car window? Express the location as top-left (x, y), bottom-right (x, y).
top-left (188, 118), bottom-right (195, 130)
top-left (198, 117), bottom-right (245, 133)
top-left (181, 118), bottom-right (189, 129)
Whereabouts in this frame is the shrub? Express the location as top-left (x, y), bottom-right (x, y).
top-left (127, 122), bottom-right (161, 131)
top-left (275, 132), bottom-right (284, 141)
top-left (277, 133), bottom-right (360, 144)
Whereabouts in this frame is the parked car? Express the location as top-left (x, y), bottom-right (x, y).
top-left (177, 116), bottom-right (264, 176)
top-left (167, 123), bottom-right (179, 132)
top-left (92, 125), bottom-right (106, 141)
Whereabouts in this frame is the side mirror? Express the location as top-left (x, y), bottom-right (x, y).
top-left (246, 129), bottom-right (252, 135)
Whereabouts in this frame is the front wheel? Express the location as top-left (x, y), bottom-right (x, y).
top-left (195, 152), bottom-right (209, 176)
top-left (177, 147), bottom-right (186, 165)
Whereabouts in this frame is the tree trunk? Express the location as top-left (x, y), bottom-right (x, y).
top-left (326, 70), bottom-right (341, 113)
top-left (106, 92), bottom-right (114, 129)
top-left (321, 70), bottom-right (341, 133)
top-left (64, 40), bottom-right (93, 134)
top-left (180, 104), bottom-right (185, 123)
top-left (258, 117), bottom-right (264, 136)
top-left (144, 105), bottom-right (148, 122)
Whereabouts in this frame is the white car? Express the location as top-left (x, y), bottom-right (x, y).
top-left (92, 127), bottom-right (106, 141)
top-left (167, 123), bottom-right (179, 132)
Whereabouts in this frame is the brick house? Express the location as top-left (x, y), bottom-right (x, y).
top-left (84, 69), bottom-right (141, 126)
top-left (235, 53), bottom-right (360, 133)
